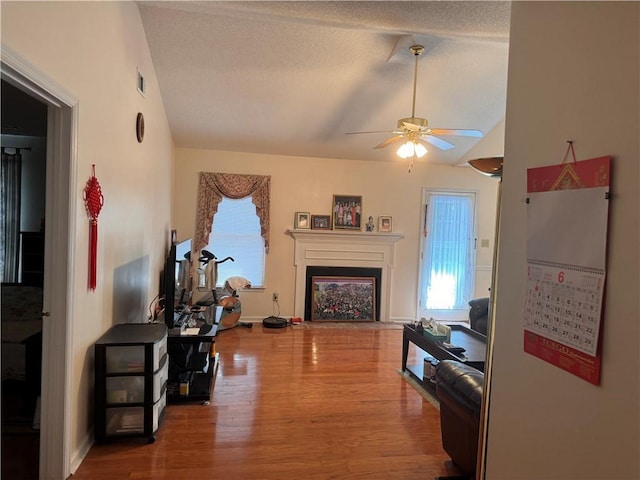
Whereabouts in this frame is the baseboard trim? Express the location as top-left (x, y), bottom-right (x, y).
top-left (70, 430), bottom-right (93, 475)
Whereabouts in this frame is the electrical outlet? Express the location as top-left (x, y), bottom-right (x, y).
top-left (272, 292), bottom-right (278, 302)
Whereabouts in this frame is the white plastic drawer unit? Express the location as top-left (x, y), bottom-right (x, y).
top-left (103, 327), bottom-right (167, 374)
top-left (105, 356), bottom-right (168, 404)
top-left (94, 322), bottom-right (168, 443)
top-left (106, 345), bottom-right (145, 374)
top-left (105, 406), bottom-right (145, 435)
top-left (104, 395), bottom-right (166, 436)
top-left (106, 376), bottom-right (143, 404)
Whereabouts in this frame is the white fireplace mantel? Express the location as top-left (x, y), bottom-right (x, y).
top-left (286, 229), bottom-right (404, 321)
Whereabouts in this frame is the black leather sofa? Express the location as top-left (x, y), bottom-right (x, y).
top-left (468, 297), bottom-right (489, 335)
top-left (435, 359), bottom-right (484, 478)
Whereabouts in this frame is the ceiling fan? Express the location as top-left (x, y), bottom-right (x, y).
top-left (347, 44), bottom-right (483, 171)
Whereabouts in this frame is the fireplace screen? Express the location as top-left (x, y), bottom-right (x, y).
top-left (311, 276), bottom-right (376, 321)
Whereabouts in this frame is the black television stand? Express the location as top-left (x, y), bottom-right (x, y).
top-left (166, 308), bottom-right (221, 404)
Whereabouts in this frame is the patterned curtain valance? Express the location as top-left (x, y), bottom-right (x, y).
top-left (194, 172), bottom-right (271, 254)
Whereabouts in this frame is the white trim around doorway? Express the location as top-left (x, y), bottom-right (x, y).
top-left (1, 44), bottom-right (78, 480)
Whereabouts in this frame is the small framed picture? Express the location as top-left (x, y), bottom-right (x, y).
top-left (311, 215), bottom-right (331, 230)
top-left (295, 212), bottom-right (310, 229)
top-left (332, 194), bottom-right (362, 230)
top-left (378, 216), bottom-right (393, 232)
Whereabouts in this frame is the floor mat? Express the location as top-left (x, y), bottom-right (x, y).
top-left (397, 368), bottom-right (440, 409)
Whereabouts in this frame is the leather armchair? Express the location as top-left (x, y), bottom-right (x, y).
top-left (435, 359), bottom-right (484, 477)
top-left (468, 297), bottom-right (489, 335)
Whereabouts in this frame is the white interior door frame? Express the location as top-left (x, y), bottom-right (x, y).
top-left (1, 44), bottom-right (78, 480)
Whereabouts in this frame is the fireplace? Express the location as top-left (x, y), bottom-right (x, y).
top-left (287, 229), bottom-right (404, 321)
top-left (304, 266), bottom-right (382, 321)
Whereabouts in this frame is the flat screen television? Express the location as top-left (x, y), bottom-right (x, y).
top-left (162, 238), bottom-right (192, 329)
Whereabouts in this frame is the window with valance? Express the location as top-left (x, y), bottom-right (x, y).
top-left (194, 172), bottom-right (271, 256)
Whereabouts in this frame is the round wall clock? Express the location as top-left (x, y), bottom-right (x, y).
top-left (136, 112), bottom-right (145, 143)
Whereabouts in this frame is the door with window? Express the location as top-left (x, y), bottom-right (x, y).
top-left (418, 190), bottom-right (477, 321)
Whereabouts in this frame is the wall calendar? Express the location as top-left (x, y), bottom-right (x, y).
top-left (523, 155), bottom-right (611, 385)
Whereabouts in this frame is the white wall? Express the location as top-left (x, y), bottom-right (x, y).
top-left (486, 2), bottom-right (639, 478)
top-left (173, 148), bottom-right (499, 321)
top-left (1, 1), bottom-right (174, 472)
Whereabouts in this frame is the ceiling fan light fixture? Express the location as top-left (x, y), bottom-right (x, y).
top-left (397, 140), bottom-right (427, 159)
top-left (414, 142), bottom-right (427, 158)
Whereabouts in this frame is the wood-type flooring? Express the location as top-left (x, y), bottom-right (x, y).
top-left (72, 322), bottom-right (462, 479)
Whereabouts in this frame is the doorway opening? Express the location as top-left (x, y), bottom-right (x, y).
top-left (1, 78), bottom-right (47, 480)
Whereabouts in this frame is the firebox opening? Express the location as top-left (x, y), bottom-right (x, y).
top-left (304, 266), bottom-right (382, 321)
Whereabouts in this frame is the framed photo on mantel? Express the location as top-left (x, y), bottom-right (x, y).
top-left (295, 212), bottom-right (310, 229)
top-left (332, 195), bottom-right (362, 230)
top-left (311, 215), bottom-right (331, 230)
top-left (378, 216), bottom-right (392, 233)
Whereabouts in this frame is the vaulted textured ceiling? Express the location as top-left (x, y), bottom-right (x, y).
top-left (137, 1), bottom-right (511, 165)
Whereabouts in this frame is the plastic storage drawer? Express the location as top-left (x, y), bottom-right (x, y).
top-left (105, 406), bottom-right (145, 435)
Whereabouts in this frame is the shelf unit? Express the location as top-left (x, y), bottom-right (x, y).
top-left (94, 323), bottom-right (168, 443)
top-left (167, 320), bottom-right (219, 404)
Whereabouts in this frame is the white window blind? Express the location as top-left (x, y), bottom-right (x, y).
top-left (205, 196), bottom-right (265, 287)
top-left (419, 191), bottom-right (476, 319)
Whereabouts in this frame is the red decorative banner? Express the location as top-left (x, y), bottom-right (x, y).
top-left (527, 155), bottom-right (611, 192)
top-left (83, 165), bottom-right (104, 291)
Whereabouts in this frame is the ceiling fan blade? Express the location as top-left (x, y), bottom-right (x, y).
top-left (423, 135), bottom-right (456, 151)
top-left (373, 135), bottom-right (405, 149)
top-left (345, 130), bottom-right (397, 135)
top-left (430, 128), bottom-right (484, 138)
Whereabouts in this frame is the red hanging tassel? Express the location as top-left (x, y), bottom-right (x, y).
top-left (89, 219), bottom-right (98, 290)
top-left (83, 165), bottom-right (104, 291)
